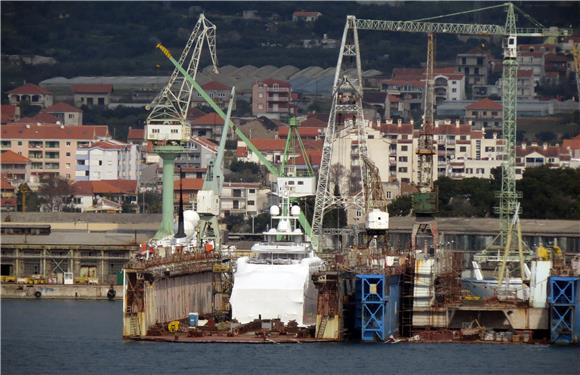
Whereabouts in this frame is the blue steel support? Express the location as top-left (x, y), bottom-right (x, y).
top-left (357, 274), bottom-right (385, 342)
top-left (548, 276), bottom-right (579, 345)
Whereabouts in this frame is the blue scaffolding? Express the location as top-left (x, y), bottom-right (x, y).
top-left (548, 276), bottom-right (580, 344)
top-left (356, 274), bottom-right (385, 341)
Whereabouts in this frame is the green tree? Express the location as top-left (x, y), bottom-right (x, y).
top-left (37, 175), bottom-right (73, 212)
top-left (388, 195), bottom-right (412, 216)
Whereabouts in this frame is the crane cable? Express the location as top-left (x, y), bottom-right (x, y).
top-left (410, 3), bottom-right (507, 23)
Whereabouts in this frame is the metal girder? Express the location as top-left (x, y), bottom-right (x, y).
top-left (311, 16), bottom-right (371, 252)
top-left (355, 20), bottom-right (566, 38)
top-left (146, 14), bottom-right (218, 140)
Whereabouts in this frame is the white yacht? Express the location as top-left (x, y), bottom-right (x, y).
top-left (229, 193), bottom-right (323, 326)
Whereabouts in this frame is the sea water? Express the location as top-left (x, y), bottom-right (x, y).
top-left (1, 299), bottom-right (578, 375)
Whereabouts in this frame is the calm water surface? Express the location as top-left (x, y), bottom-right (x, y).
top-left (1, 299), bottom-right (578, 375)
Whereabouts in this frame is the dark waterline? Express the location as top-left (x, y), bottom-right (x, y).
top-left (1, 299), bottom-right (578, 375)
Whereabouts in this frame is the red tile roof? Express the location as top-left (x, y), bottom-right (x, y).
top-left (0, 150), bottom-right (30, 164)
top-left (8, 83), bottom-right (51, 95)
top-left (0, 104), bottom-right (18, 124)
top-left (72, 84), bottom-right (113, 94)
top-left (2, 123), bottom-right (109, 140)
top-left (295, 150), bottom-right (322, 166)
top-left (562, 135), bottom-right (580, 151)
top-left (245, 138), bottom-right (322, 152)
top-left (433, 123), bottom-right (473, 135)
top-left (278, 126), bottom-right (321, 138)
top-left (127, 127), bottom-right (145, 141)
top-left (258, 79), bottom-right (291, 88)
top-left (17, 112), bottom-right (59, 124)
top-left (466, 98), bottom-right (502, 111)
top-left (173, 178), bottom-right (204, 191)
top-left (84, 140), bottom-right (127, 150)
top-left (379, 123), bottom-right (414, 135)
top-left (192, 136), bottom-right (218, 152)
top-left (1, 177), bottom-right (14, 190)
top-left (42, 102), bottom-right (82, 113)
top-left (300, 117), bottom-right (327, 128)
top-left (516, 144), bottom-right (566, 158)
top-left (72, 180), bottom-right (137, 195)
top-left (202, 81), bottom-right (230, 91)
top-left (236, 147), bottom-right (248, 158)
top-left (190, 112), bottom-right (224, 126)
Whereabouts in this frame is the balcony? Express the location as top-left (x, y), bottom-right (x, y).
top-left (45, 163), bottom-right (60, 170)
top-left (45, 142), bottom-right (60, 149)
top-left (29, 141), bottom-right (43, 149)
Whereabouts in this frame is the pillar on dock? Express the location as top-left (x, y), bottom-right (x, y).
top-left (153, 145), bottom-right (184, 240)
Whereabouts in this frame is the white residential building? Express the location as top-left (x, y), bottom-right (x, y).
top-left (76, 140), bottom-right (139, 181)
top-left (220, 182), bottom-right (269, 217)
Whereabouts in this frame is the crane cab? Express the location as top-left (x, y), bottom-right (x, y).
top-left (275, 176), bottom-right (316, 198)
top-left (365, 208), bottom-right (389, 231)
top-left (146, 124), bottom-right (191, 143)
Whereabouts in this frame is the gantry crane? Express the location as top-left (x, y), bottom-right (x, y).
top-left (195, 87), bottom-right (236, 252)
top-left (411, 32), bottom-right (439, 252)
top-left (310, 16), bottom-right (372, 253)
top-left (146, 14), bottom-right (218, 240)
top-left (342, 3), bottom-right (568, 258)
top-left (155, 44), bottom-right (315, 239)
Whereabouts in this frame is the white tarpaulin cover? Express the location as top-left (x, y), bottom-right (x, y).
top-left (230, 257), bottom-right (320, 326)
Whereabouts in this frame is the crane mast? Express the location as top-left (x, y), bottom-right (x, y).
top-left (341, 3), bottom-right (569, 253)
top-left (412, 32), bottom-right (439, 251)
top-left (146, 14), bottom-right (218, 240)
top-left (310, 16), bottom-right (371, 252)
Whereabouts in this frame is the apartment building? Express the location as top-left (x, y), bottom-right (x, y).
top-left (456, 49), bottom-right (491, 89)
top-left (1, 123), bottom-right (110, 180)
top-left (72, 84), bottom-right (113, 107)
top-left (221, 182), bottom-right (268, 217)
top-left (175, 136), bottom-right (218, 170)
top-left (7, 83), bottom-right (54, 109)
top-left (465, 98), bottom-right (503, 132)
top-left (41, 102), bottom-right (83, 126)
top-left (0, 150), bottom-right (31, 185)
top-left (190, 112), bottom-right (228, 141)
top-left (252, 79), bottom-right (292, 119)
top-left (192, 81), bottom-right (235, 111)
top-left (0, 104), bottom-right (21, 124)
top-left (75, 140), bottom-right (139, 181)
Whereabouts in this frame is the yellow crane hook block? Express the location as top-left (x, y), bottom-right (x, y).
top-left (168, 320), bottom-right (180, 333)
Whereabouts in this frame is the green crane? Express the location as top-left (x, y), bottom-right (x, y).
top-left (348, 2), bottom-right (569, 249)
top-left (155, 43), bottom-right (313, 237)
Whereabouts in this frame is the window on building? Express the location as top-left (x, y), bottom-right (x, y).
top-left (249, 189), bottom-right (256, 193)
top-left (68, 114), bottom-right (75, 119)
top-left (460, 146), bottom-right (467, 152)
top-left (233, 200), bottom-right (239, 209)
top-left (452, 88), bottom-right (457, 93)
top-left (258, 93), bottom-right (263, 98)
top-left (65, 163), bottom-right (71, 169)
top-left (491, 111), bottom-right (498, 116)
top-left (398, 167), bottom-right (408, 173)
top-left (401, 145), bottom-right (408, 151)
top-left (66, 152), bottom-right (71, 157)
top-left (98, 160), bottom-right (103, 166)
top-left (386, 191), bottom-right (392, 199)
top-left (398, 156), bottom-right (408, 162)
top-left (248, 200), bottom-right (255, 206)
top-left (98, 97), bottom-right (105, 106)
